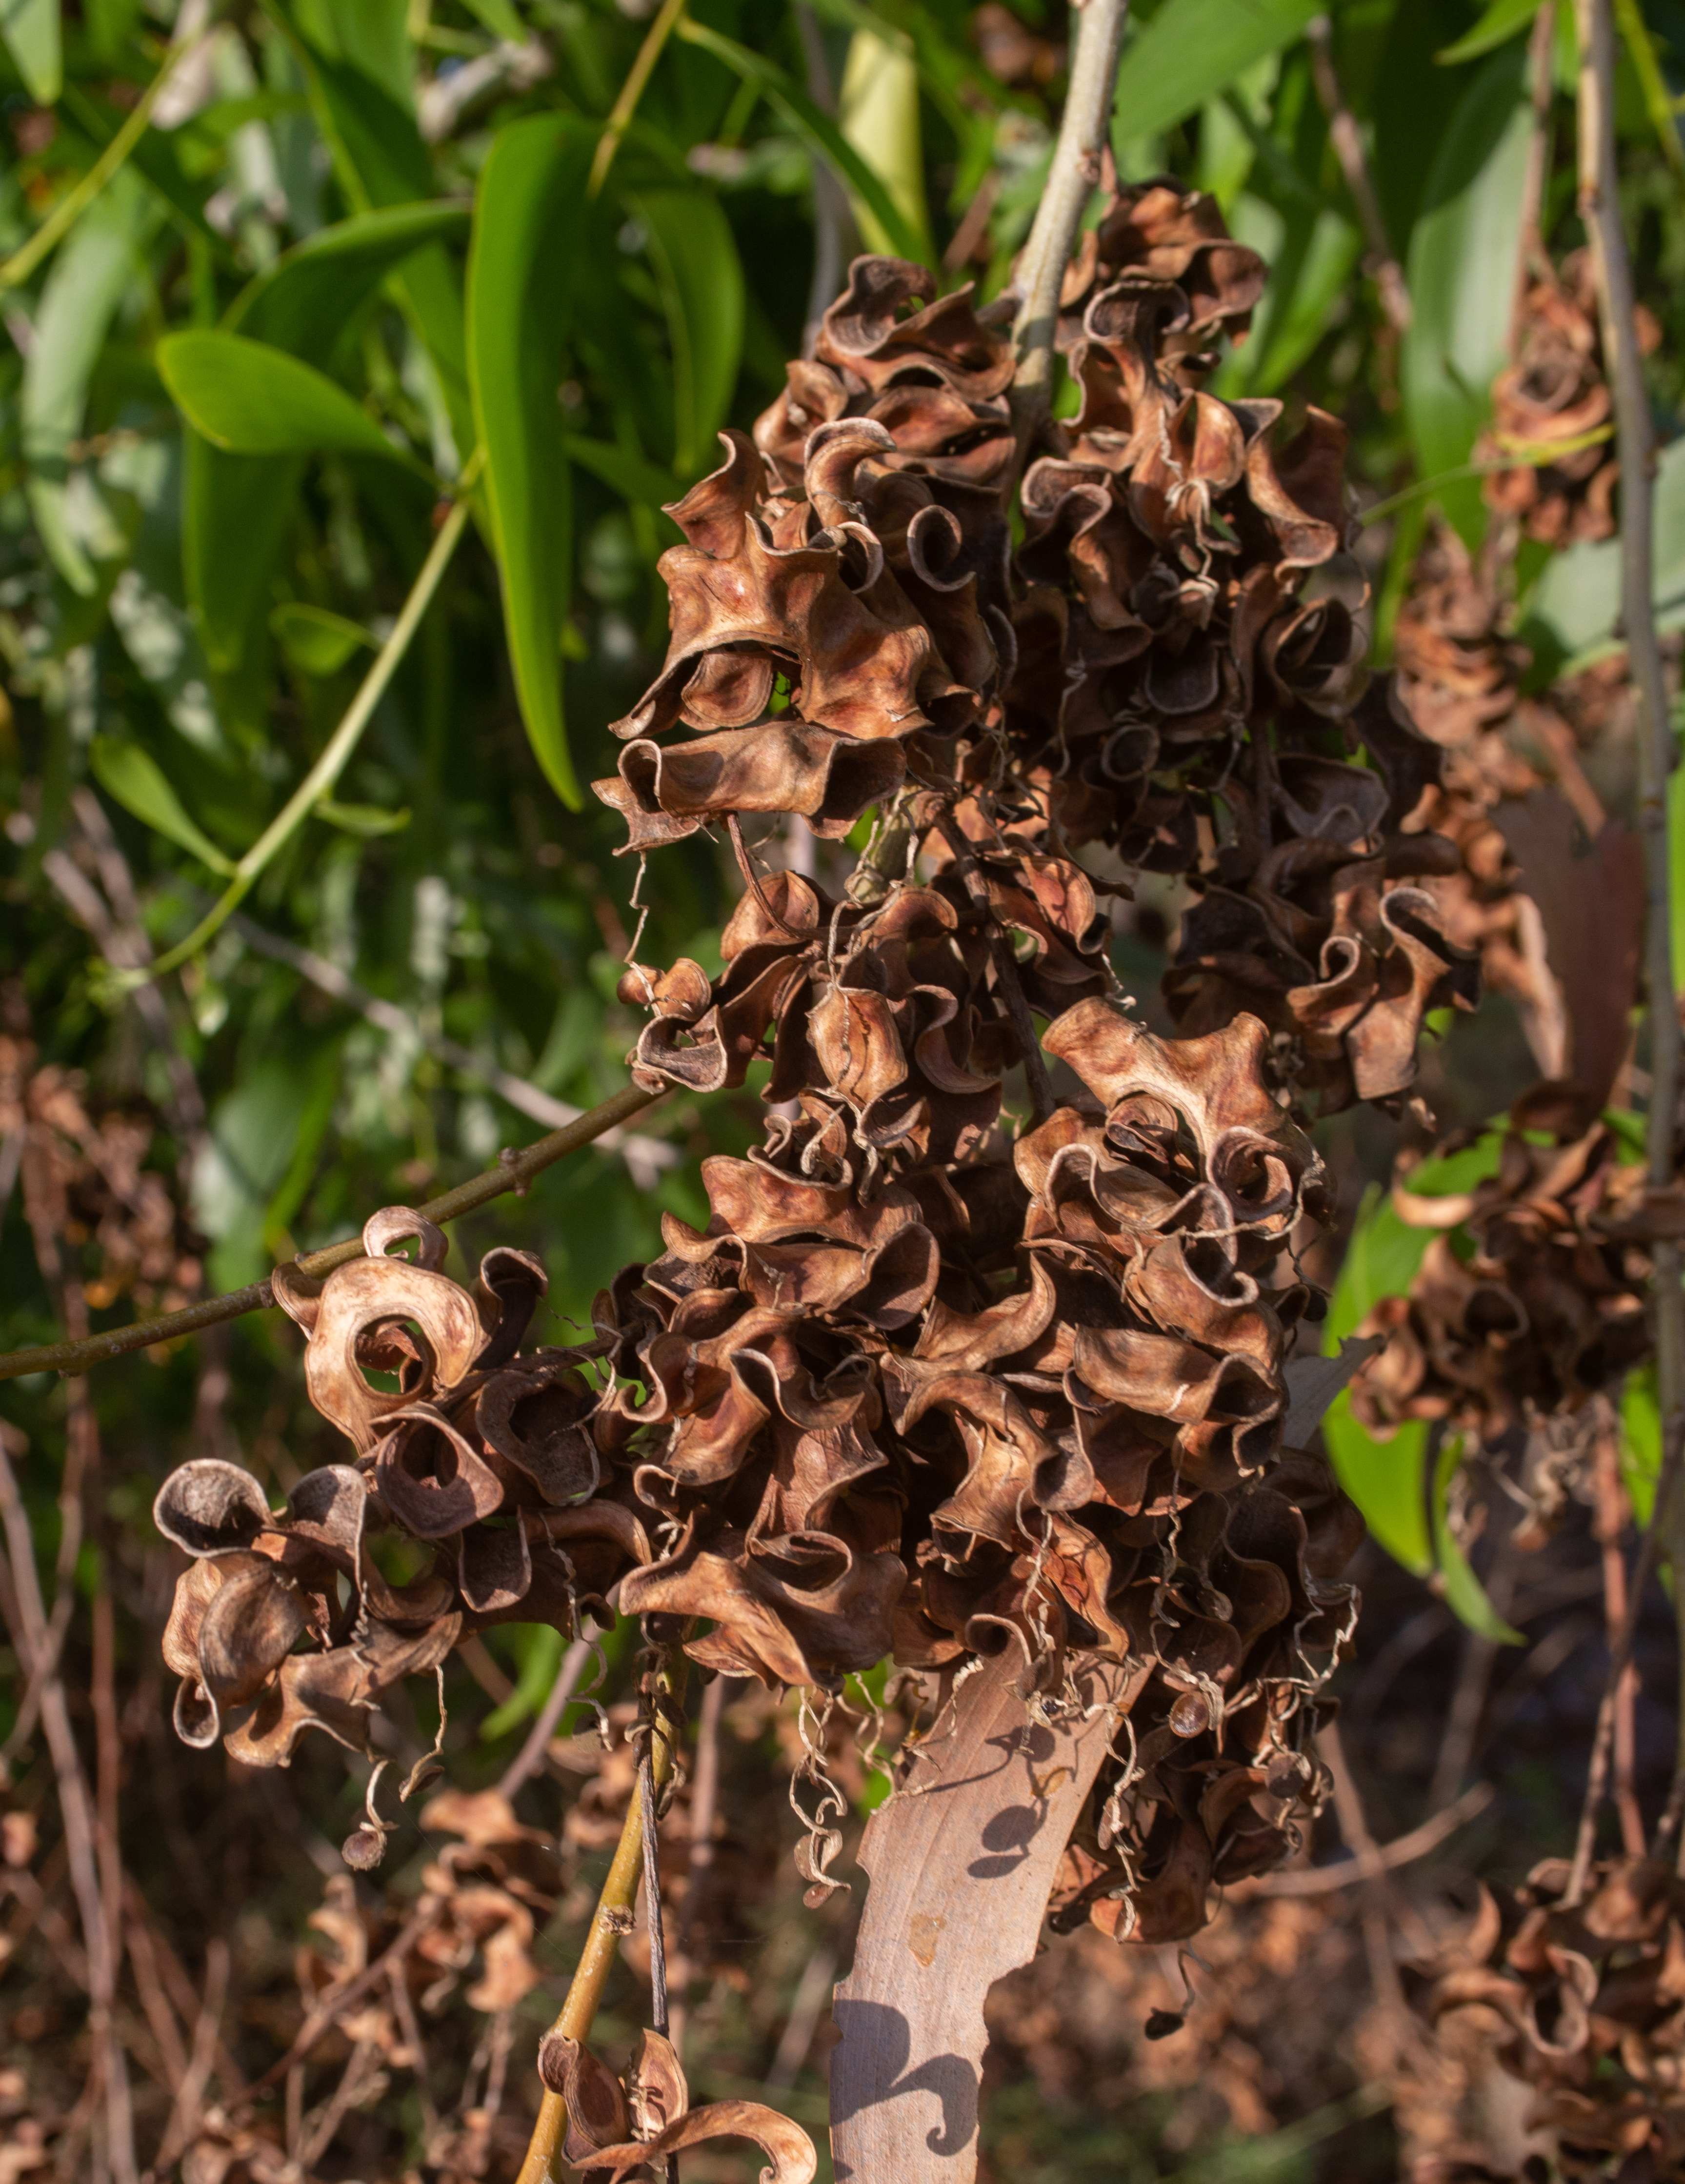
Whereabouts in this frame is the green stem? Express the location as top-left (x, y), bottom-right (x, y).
top-left (0, 22), bottom-right (218, 296)
top-left (589, 0), bottom-right (689, 198)
top-left (141, 448), bottom-right (484, 984)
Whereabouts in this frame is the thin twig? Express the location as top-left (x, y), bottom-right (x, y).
top-left (223, 912), bottom-right (674, 1182)
top-left (1574, 0), bottom-right (1685, 1871)
top-left (230, 1906), bottom-right (436, 2108)
top-left (1306, 16), bottom-right (1409, 333)
top-left (0, 15), bottom-right (219, 295)
top-left (147, 1936), bottom-right (229, 2175)
top-left (498, 1635), bottom-right (592, 1801)
top-left (1594, 1431), bottom-right (1648, 1855)
top-left (0, 1433), bottom-right (138, 2183)
top-left (1237, 1782), bottom-right (1493, 1899)
top-left (0, 1078), bottom-right (663, 1383)
top-left (139, 450), bottom-right (485, 984)
top-left (1008, 0), bottom-right (1130, 452)
top-left (669, 1671), bottom-right (726, 2057)
top-left (588, 0), bottom-right (687, 197)
top-left (515, 1655), bottom-right (690, 2184)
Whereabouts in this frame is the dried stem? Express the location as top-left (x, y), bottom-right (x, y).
top-left (669, 1669), bottom-right (726, 2056)
top-left (515, 1653), bottom-right (690, 2184)
top-left (0, 1079), bottom-right (663, 1383)
top-left (1574, 0), bottom-right (1685, 1868)
top-left (1306, 16), bottom-right (1410, 334)
top-left (498, 1634), bottom-right (593, 1801)
top-left (1595, 1430), bottom-right (1648, 1856)
top-left (1008, 0), bottom-right (1130, 451)
top-left (225, 910), bottom-right (673, 1180)
top-left (0, 1433), bottom-right (138, 2183)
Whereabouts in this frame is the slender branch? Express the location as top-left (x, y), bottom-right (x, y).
top-left (1574, 0), bottom-right (1685, 1870)
top-left (0, 18), bottom-right (218, 296)
top-left (588, 0), bottom-right (688, 198)
top-left (140, 450), bottom-right (484, 984)
top-left (1242, 1782), bottom-right (1493, 1898)
top-left (1306, 16), bottom-right (1409, 334)
top-left (1008, 0), bottom-right (1130, 450)
top-left (0, 1079), bottom-right (663, 1383)
top-left (223, 911), bottom-right (675, 1181)
top-left (516, 1655), bottom-right (689, 2184)
top-left (498, 1636), bottom-right (593, 1802)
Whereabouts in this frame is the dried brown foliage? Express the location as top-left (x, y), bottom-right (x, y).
top-left (1423, 1859), bottom-right (1685, 2179)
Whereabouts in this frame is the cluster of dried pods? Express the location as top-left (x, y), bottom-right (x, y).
top-left (152, 185), bottom-right (1444, 1980)
top-left (1425, 1857), bottom-right (1685, 2179)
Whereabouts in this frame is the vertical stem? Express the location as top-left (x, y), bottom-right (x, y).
top-left (515, 1654), bottom-right (689, 2184)
top-left (1575, 0), bottom-right (1685, 1862)
top-left (1306, 16), bottom-right (1410, 334)
top-left (1008, 0), bottom-right (1131, 452)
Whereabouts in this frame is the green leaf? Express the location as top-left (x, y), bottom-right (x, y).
top-left (839, 29), bottom-right (933, 263)
top-left (481, 1622), bottom-right (563, 1741)
top-left (1433, 1436), bottom-right (1526, 1644)
top-left (90, 735), bottom-right (239, 874)
top-left (0, 0), bottom-right (61, 105)
top-left (183, 436), bottom-right (301, 686)
top-left (1436, 0), bottom-right (1541, 65)
top-left (1324, 1398), bottom-right (1433, 1575)
top-left (563, 434), bottom-right (681, 512)
top-left (674, 17), bottom-right (926, 267)
top-left (1400, 44), bottom-right (1534, 548)
top-left (228, 200), bottom-right (472, 364)
top-left (292, 33), bottom-right (474, 453)
top-left (460, 0), bottom-right (525, 44)
top-left (466, 112), bottom-right (595, 809)
top-left (315, 797), bottom-right (411, 835)
top-left (157, 331), bottom-right (417, 465)
top-left (630, 189), bottom-right (744, 481)
top-left (1108, 0), bottom-right (1321, 147)
top-left (22, 178), bottom-right (152, 595)
top-left (1222, 203), bottom-right (1360, 396)
top-left (1621, 1365), bottom-right (1663, 1532)
top-left (271, 601), bottom-right (377, 676)
top-left (1528, 437), bottom-right (1685, 663)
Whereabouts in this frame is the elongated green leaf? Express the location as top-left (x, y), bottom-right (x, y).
top-left (840, 29), bottom-right (932, 263)
top-left (158, 331), bottom-right (414, 464)
top-left (183, 435), bottom-right (300, 686)
top-left (292, 34), bottom-right (473, 451)
top-left (467, 113), bottom-right (594, 808)
top-left (1324, 1398), bottom-right (1432, 1575)
top-left (1433, 1435), bottom-right (1526, 1644)
top-left (630, 189), bottom-right (744, 481)
top-left (271, 602), bottom-right (376, 676)
top-left (23, 178), bottom-right (151, 594)
top-left (91, 735), bottom-right (239, 874)
top-left (228, 200), bottom-right (472, 363)
top-left (562, 435), bottom-right (681, 512)
top-left (0, 0), bottom-right (61, 105)
top-left (1224, 203), bottom-right (1360, 396)
top-left (1528, 437), bottom-right (1685, 662)
top-left (1622, 1365), bottom-right (1663, 1532)
top-left (1436, 0), bottom-right (1540, 65)
top-left (1109, 0), bottom-right (1320, 146)
top-left (293, 0), bottom-right (414, 106)
top-left (1400, 44), bottom-right (1533, 548)
top-left (675, 17), bottom-right (925, 267)
top-left (315, 797), bottom-right (410, 835)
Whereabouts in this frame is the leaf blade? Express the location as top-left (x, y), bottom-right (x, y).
top-left (1109, 0), bottom-right (1322, 147)
top-left (157, 330), bottom-right (412, 463)
top-left (466, 112), bottom-right (595, 809)
top-left (91, 735), bottom-right (240, 875)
